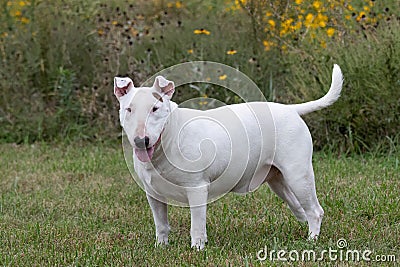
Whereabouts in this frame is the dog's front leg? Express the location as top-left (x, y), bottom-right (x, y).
top-left (146, 193), bottom-right (170, 246)
top-left (187, 187), bottom-right (208, 250)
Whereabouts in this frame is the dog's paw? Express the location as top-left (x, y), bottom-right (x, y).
top-left (307, 233), bottom-right (319, 241)
top-left (191, 237), bottom-right (208, 250)
top-left (155, 235), bottom-right (169, 247)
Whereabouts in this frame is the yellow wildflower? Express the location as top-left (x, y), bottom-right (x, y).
top-left (219, 74), bottom-right (227, 81)
top-left (266, 12), bottom-right (272, 17)
top-left (14, 10), bottom-right (22, 17)
top-left (281, 18), bottom-right (294, 35)
top-left (194, 29), bottom-right (211, 35)
top-left (293, 21), bottom-right (302, 30)
top-left (316, 13), bottom-right (328, 28)
top-left (305, 13), bottom-right (314, 27)
top-left (226, 50), bottom-right (237, 55)
top-left (268, 19), bottom-right (276, 28)
top-left (175, 1), bottom-right (182, 9)
top-left (295, 0), bottom-right (303, 4)
top-left (112, 21), bottom-right (118, 25)
top-left (187, 49), bottom-right (193, 54)
top-left (199, 100), bottom-right (208, 106)
top-left (263, 40), bottom-right (275, 51)
top-left (20, 17), bottom-right (29, 24)
top-left (234, 0), bottom-right (247, 8)
top-left (312, 1), bottom-right (322, 10)
top-left (326, 28), bottom-right (335, 37)
top-left (167, 2), bottom-right (174, 8)
top-left (357, 11), bottom-right (366, 22)
top-left (97, 29), bottom-right (105, 36)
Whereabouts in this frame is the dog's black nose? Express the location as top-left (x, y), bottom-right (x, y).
top-left (134, 136), bottom-right (149, 149)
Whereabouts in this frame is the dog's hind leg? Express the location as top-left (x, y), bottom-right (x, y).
top-left (279, 163), bottom-right (324, 239)
top-left (266, 167), bottom-right (307, 222)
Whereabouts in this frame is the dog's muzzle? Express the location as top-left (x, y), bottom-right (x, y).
top-left (134, 136), bottom-right (149, 149)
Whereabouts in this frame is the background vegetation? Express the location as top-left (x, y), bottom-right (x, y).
top-left (0, 0), bottom-right (399, 153)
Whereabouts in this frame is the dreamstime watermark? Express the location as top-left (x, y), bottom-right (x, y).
top-left (256, 238), bottom-right (397, 263)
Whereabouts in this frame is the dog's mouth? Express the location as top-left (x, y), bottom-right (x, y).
top-left (135, 146), bottom-right (155, 163)
top-left (134, 132), bottom-right (163, 163)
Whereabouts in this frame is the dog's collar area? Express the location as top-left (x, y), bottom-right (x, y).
top-left (154, 129), bottom-right (164, 150)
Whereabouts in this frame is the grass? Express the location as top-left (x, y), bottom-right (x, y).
top-left (0, 143), bottom-right (399, 266)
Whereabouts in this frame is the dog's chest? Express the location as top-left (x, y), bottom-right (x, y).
top-left (134, 102), bottom-right (279, 202)
top-left (135, 161), bottom-right (209, 203)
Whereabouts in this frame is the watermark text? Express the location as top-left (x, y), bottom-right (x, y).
top-left (257, 238), bottom-right (397, 263)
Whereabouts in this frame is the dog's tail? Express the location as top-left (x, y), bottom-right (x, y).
top-left (292, 64), bottom-right (343, 116)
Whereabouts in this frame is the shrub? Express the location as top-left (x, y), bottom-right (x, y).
top-left (281, 20), bottom-right (400, 153)
top-left (0, 0), bottom-right (398, 154)
top-left (0, 0), bottom-right (105, 142)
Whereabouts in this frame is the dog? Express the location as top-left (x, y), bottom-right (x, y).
top-left (114, 64), bottom-right (343, 250)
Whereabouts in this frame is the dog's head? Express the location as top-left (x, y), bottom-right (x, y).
top-left (114, 75), bottom-right (175, 162)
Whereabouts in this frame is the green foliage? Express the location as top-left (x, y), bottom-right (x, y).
top-left (0, 0), bottom-right (105, 142)
top-left (0, 0), bottom-right (399, 153)
top-left (281, 21), bottom-right (400, 153)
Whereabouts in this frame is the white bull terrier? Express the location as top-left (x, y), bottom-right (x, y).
top-left (114, 65), bottom-right (343, 250)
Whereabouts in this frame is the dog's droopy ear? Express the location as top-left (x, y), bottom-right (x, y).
top-left (153, 76), bottom-right (175, 99)
top-left (114, 77), bottom-right (134, 99)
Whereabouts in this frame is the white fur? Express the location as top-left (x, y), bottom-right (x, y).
top-left (114, 65), bottom-right (343, 250)
top-left (292, 64), bottom-right (343, 115)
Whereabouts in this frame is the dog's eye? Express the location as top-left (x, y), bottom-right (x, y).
top-left (152, 107), bottom-right (159, 112)
top-left (126, 107), bottom-right (132, 112)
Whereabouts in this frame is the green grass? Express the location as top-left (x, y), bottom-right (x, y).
top-left (0, 143), bottom-right (398, 266)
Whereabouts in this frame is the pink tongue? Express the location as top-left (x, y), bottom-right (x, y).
top-left (135, 147), bottom-right (155, 162)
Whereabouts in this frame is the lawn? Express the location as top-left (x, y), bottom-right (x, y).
top-left (0, 143), bottom-right (398, 266)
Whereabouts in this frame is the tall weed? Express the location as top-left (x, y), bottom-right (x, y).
top-left (0, 0), bottom-right (398, 153)
top-left (281, 20), bottom-right (400, 153)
